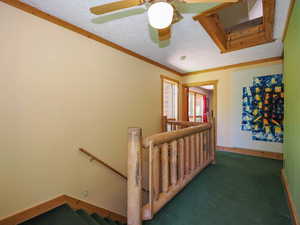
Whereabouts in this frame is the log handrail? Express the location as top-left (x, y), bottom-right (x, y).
top-left (143, 123), bottom-right (211, 148)
top-left (128, 118), bottom-right (216, 225)
top-left (79, 148), bottom-right (127, 180)
top-left (162, 116), bottom-right (203, 132)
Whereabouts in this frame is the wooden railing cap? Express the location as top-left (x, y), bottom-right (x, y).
top-left (143, 123), bottom-right (212, 148)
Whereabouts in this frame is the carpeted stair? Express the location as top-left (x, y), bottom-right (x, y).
top-left (19, 204), bottom-right (126, 225)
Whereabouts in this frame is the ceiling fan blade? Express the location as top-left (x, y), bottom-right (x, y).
top-left (173, 2), bottom-right (219, 14)
top-left (91, 8), bottom-right (146, 24)
top-left (183, 0), bottom-right (238, 3)
top-left (90, 0), bottom-right (144, 15)
top-left (158, 26), bottom-right (171, 41)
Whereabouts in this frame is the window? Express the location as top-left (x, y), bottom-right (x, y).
top-left (162, 76), bottom-right (179, 120)
top-left (188, 91), bottom-right (205, 122)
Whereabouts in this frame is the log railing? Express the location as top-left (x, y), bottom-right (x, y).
top-left (128, 119), bottom-right (216, 225)
top-left (162, 116), bottom-right (203, 132)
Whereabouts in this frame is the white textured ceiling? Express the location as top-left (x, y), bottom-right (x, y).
top-left (21, 0), bottom-right (291, 73)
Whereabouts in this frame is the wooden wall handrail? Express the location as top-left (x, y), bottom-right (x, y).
top-left (79, 148), bottom-right (127, 180)
top-left (143, 123), bottom-right (211, 148)
top-left (79, 148), bottom-right (149, 194)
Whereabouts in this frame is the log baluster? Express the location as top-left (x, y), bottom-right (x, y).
top-left (206, 131), bottom-right (210, 162)
top-left (207, 131), bottom-right (210, 162)
top-left (184, 136), bottom-right (190, 174)
top-left (178, 138), bottom-right (185, 181)
top-left (190, 135), bottom-right (195, 170)
top-left (205, 131), bottom-right (208, 161)
top-left (161, 143), bottom-right (169, 193)
top-left (153, 145), bottom-right (160, 201)
top-left (200, 132), bottom-right (204, 165)
top-left (170, 140), bottom-right (178, 185)
top-left (204, 131), bottom-right (207, 163)
top-left (195, 133), bottom-right (200, 167)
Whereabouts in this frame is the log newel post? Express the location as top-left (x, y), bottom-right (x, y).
top-left (128, 127), bottom-right (142, 225)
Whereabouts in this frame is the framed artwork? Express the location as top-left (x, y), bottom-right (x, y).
top-left (241, 74), bottom-right (284, 143)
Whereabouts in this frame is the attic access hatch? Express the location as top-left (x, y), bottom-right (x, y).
top-left (193, 0), bottom-right (275, 53)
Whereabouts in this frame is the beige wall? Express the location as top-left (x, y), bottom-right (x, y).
top-left (183, 62), bottom-right (283, 153)
top-left (0, 3), bottom-right (181, 218)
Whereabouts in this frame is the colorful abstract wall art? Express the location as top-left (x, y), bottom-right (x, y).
top-left (241, 74), bottom-right (284, 143)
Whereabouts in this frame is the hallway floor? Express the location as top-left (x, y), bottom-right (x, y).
top-left (144, 151), bottom-right (291, 225)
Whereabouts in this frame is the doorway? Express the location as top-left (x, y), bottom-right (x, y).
top-left (182, 80), bottom-right (218, 124)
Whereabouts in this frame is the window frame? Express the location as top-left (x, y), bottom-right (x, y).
top-left (188, 90), bottom-right (204, 122)
top-left (161, 75), bottom-right (180, 122)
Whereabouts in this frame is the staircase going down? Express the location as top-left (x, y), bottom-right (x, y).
top-left (19, 204), bottom-right (126, 225)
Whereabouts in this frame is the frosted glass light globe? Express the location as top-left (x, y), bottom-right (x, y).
top-left (148, 2), bottom-right (174, 29)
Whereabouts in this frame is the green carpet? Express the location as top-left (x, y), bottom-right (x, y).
top-left (20, 204), bottom-right (88, 225)
top-left (145, 151), bottom-right (291, 225)
top-left (19, 152), bottom-right (291, 225)
top-left (19, 205), bottom-right (124, 225)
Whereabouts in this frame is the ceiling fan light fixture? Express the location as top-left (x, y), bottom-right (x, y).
top-left (148, 2), bottom-right (174, 29)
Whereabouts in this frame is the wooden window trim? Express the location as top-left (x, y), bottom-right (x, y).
top-left (161, 75), bottom-right (180, 124)
top-left (193, 0), bottom-right (275, 53)
top-left (160, 75), bottom-right (180, 85)
top-left (188, 91), bottom-right (204, 122)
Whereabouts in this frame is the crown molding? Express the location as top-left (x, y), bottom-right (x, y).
top-left (1, 0), bottom-right (182, 76)
top-left (183, 56), bottom-right (283, 76)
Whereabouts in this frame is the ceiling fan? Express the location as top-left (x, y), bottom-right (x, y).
top-left (89, 0), bottom-right (239, 42)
